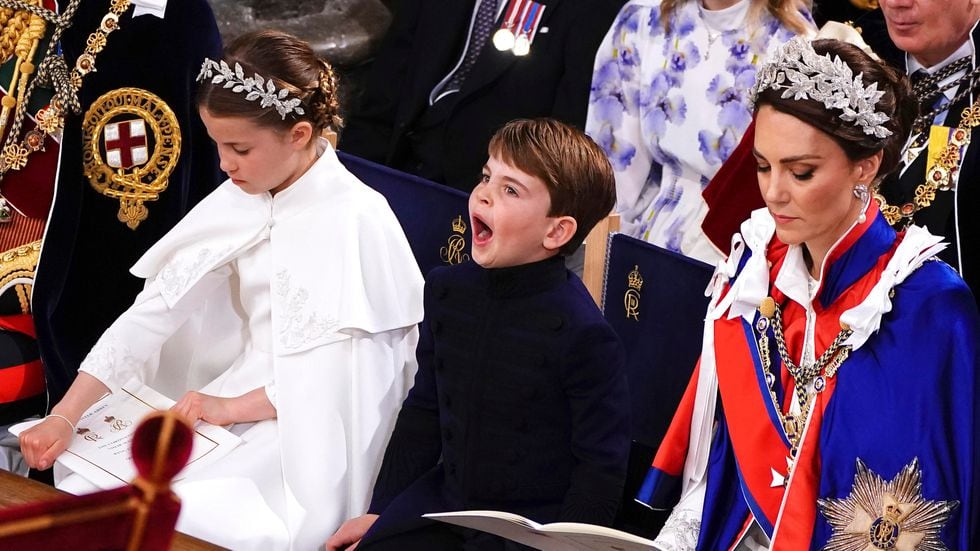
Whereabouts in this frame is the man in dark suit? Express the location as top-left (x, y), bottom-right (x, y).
top-left (340, 0), bottom-right (625, 192)
top-left (876, 0), bottom-right (980, 302)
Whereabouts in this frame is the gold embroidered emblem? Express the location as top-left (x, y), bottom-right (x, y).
top-left (624, 265), bottom-right (643, 321)
top-left (82, 87), bottom-right (181, 230)
top-left (439, 215), bottom-right (470, 265)
top-left (819, 458), bottom-right (957, 551)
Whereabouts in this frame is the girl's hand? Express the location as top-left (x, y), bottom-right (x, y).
top-left (19, 416), bottom-right (74, 470)
top-left (325, 514), bottom-right (379, 551)
top-left (171, 391), bottom-right (236, 426)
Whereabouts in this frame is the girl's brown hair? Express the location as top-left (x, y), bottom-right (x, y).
top-left (197, 30), bottom-right (342, 133)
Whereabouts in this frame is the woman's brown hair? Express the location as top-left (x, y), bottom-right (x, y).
top-left (197, 30), bottom-right (342, 133)
top-left (755, 39), bottom-right (915, 178)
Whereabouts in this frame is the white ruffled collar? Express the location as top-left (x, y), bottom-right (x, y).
top-left (708, 208), bottom-right (947, 351)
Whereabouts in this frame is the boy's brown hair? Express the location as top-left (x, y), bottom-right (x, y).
top-left (487, 118), bottom-right (615, 256)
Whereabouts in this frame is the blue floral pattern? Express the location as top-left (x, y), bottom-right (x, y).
top-left (586, 0), bottom-right (811, 263)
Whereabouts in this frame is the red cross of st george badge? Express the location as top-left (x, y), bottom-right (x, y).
top-left (104, 119), bottom-right (149, 169)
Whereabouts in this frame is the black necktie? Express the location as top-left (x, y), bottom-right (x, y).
top-left (444, 0), bottom-right (499, 94)
top-left (909, 69), bottom-right (946, 138)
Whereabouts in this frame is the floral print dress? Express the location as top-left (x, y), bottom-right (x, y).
top-left (586, 0), bottom-right (810, 264)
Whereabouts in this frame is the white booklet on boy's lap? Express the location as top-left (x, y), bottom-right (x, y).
top-left (424, 510), bottom-right (662, 551)
top-left (9, 379), bottom-right (241, 489)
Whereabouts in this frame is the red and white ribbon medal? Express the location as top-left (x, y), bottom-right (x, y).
top-left (493, 0), bottom-right (545, 56)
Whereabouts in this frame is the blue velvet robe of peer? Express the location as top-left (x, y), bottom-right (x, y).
top-left (640, 210), bottom-right (980, 549)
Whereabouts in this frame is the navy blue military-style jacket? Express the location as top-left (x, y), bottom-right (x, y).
top-left (362, 255), bottom-right (630, 547)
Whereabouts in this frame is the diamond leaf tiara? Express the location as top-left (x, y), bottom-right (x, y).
top-left (196, 58), bottom-right (306, 120)
top-left (751, 37), bottom-right (892, 139)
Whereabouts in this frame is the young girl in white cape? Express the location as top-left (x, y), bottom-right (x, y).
top-left (18, 30), bottom-right (424, 551)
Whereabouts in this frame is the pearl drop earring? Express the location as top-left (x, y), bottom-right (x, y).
top-left (853, 184), bottom-right (870, 224)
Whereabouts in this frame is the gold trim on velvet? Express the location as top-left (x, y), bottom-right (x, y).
top-left (82, 87), bottom-right (181, 230)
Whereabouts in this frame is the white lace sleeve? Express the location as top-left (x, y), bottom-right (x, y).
top-left (79, 264), bottom-right (233, 394)
top-left (653, 474), bottom-right (707, 551)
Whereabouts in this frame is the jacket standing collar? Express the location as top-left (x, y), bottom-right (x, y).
top-left (483, 255), bottom-right (567, 298)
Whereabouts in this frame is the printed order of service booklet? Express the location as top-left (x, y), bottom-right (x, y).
top-left (10, 379), bottom-right (241, 489)
top-left (424, 510), bottom-right (661, 551)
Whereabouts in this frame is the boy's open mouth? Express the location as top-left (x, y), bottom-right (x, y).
top-left (472, 215), bottom-right (493, 244)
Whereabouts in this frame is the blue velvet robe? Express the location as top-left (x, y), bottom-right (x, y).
top-left (640, 210), bottom-right (980, 549)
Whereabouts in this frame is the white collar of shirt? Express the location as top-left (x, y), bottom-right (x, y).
top-left (773, 245), bottom-right (814, 309)
top-left (772, 212), bottom-right (859, 310)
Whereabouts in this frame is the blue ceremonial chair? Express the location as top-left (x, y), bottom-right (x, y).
top-left (338, 151), bottom-right (472, 276)
top-left (600, 233), bottom-right (714, 537)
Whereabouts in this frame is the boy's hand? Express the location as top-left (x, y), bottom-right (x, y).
top-left (19, 417), bottom-right (73, 470)
top-left (171, 391), bottom-right (235, 426)
top-left (325, 514), bottom-right (379, 551)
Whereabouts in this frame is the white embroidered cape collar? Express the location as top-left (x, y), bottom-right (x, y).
top-left (130, 139), bottom-right (424, 353)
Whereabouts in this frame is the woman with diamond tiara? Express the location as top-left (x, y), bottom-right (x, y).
top-left (17, 30), bottom-right (424, 551)
top-left (585, 0), bottom-right (813, 265)
top-left (641, 37), bottom-right (980, 550)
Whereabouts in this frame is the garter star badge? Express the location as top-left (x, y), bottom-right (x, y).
top-left (82, 87), bottom-right (181, 230)
top-left (818, 458), bottom-right (957, 551)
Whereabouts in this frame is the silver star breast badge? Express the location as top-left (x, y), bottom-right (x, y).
top-left (818, 458), bottom-right (957, 551)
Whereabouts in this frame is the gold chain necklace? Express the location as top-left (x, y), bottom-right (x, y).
top-left (0, 0), bottom-right (132, 181)
top-left (755, 297), bottom-right (852, 457)
top-left (876, 98), bottom-right (980, 228)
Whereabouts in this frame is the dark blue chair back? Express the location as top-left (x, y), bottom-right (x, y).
top-left (601, 233), bottom-right (713, 536)
top-left (338, 151), bottom-right (471, 276)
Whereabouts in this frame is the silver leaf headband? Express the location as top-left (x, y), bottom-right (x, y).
top-left (196, 58), bottom-right (306, 120)
top-left (751, 37), bottom-right (892, 139)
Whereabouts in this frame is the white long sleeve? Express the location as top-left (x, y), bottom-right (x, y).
top-left (78, 264), bottom-right (234, 394)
